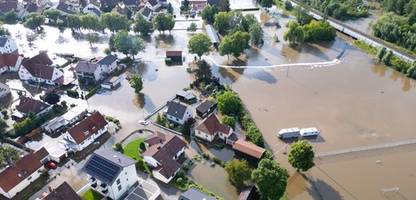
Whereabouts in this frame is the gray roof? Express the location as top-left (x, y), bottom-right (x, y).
top-left (74, 60), bottom-right (99, 73)
top-left (148, 0), bottom-right (158, 6)
top-left (83, 149), bottom-right (136, 184)
top-left (166, 101), bottom-right (188, 119)
top-left (205, 25), bottom-right (220, 44)
top-left (0, 37), bottom-right (8, 47)
top-left (141, 6), bottom-right (152, 17)
top-left (96, 55), bottom-right (117, 65)
top-left (180, 188), bottom-right (215, 200)
top-left (196, 100), bottom-right (216, 114)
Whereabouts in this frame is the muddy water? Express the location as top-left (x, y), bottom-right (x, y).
top-left (205, 11), bottom-right (416, 199)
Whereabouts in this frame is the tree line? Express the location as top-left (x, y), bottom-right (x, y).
top-left (294, 0), bottom-right (369, 20)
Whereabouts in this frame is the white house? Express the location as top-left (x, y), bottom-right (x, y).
top-left (194, 114), bottom-right (233, 142)
top-left (164, 101), bottom-right (193, 125)
top-left (18, 52), bottom-right (64, 85)
top-left (0, 148), bottom-right (50, 199)
top-left (63, 112), bottom-right (108, 152)
top-left (143, 132), bottom-right (186, 183)
top-left (83, 149), bottom-right (137, 200)
top-left (83, 3), bottom-right (101, 16)
top-left (0, 37), bottom-right (18, 54)
top-left (75, 56), bottom-right (117, 82)
top-left (12, 96), bottom-right (52, 120)
top-left (96, 54), bottom-right (117, 73)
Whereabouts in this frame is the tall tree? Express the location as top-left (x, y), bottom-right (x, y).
top-left (201, 4), bottom-right (219, 24)
top-left (133, 14), bottom-right (153, 36)
top-left (44, 9), bottom-right (61, 24)
top-left (24, 13), bottom-right (45, 31)
top-left (216, 90), bottom-right (242, 116)
top-left (100, 12), bottom-right (130, 32)
top-left (66, 14), bottom-right (82, 30)
top-left (225, 159), bottom-right (252, 189)
top-left (252, 158), bottom-right (289, 200)
top-left (259, 0), bottom-right (273, 9)
top-left (129, 74), bottom-right (143, 94)
top-left (80, 14), bottom-right (101, 31)
top-left (114, 31), bottom-right (145, 58)
top-left (249, 23), bottom-right (263, 46)
top-left (0, 26), bottom-right (10, 36)
top-left (219, 31), bottom-right (250, 59)
top-left (153, 13), bottom-right (175, 34)
top-left (188, 33), bottom-right (211, 59)
top-left (288, 140), bottom-right (315, 172)
top-left (214, 12), bottom-right (231, 34)
top-left (284, 21), bottom-right (304, 46)
top-left (86, 32), bottom-right (100, 48)
top-left (218, 0), bottom-right (230, 12)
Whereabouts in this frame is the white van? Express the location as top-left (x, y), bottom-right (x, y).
top-left (300, 127), bottom-right (320, 137)
top-left (278, 127), bottom-right (301, 139)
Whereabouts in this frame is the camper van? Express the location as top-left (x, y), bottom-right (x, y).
top-left (300, 127), bottom-right (320, 137)
top-left (278, 128), bottom-right (301, 139)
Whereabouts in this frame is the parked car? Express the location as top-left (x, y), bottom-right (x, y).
top-left (138, 120), bottom-right (150, 126)
top-left (278, 127), bottom-right (301, 139)
top-left (300, 127), bottom-right (320, 137)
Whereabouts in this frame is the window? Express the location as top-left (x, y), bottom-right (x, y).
top-left (118, 185), bottom-right (122, 191)
top-left (116, 179), bottom-right (121, 185)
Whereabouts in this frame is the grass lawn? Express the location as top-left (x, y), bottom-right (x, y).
top-left (123, 137), bottom-right (145, 160)
top-left (82, 189), bottom-right (103, 200)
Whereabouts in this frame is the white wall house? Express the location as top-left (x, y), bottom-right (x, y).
top-left (0, 148), bottom-right (49, 199)
top-left (194, 114), bottom-right (233, 143)
top-left (83, 149), bottom-right (138, 200)
top-left (96, 55), bottom-right (117, 74)
top-left (18, 64), bottom-right (64, 85)
top-left (164, 101), bottom-right (193, 125)
top-left (63, 112), bottom-right (108, 152)
top-left (0, 37), bottom-right (18, 54)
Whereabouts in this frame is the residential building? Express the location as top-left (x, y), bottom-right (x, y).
top-left (179, 188), bottom-right (215, 200)
top-left (63, 112), bottom-right (108, 152)
top-left (42, 106), bottom-right (87, 133)
top-left (75, 56), bottom-right (117, 82)
top-left (0, 0), bottom-right (18, 16)
top-left (96, 54), bottom-right (117, 73)
top-left (195, 100), bottom-right (217, 118)
top-left (0, 83), bottom-right (10, 98)
top-left (232, 139), bottom-right (266, 164)
top-left (12, 96), bottom-right (51, 120)
top-left (194, 114), bottom-right (233, 142)
top-left (0, 53), bottom-right (22, 74)
top-left (83, 149), bottom-right (137, 200)
top-left (176, 90), bottom-right (196, 104)
top-left (143, 132), bottom-right (186, 183)
top-left (164, 101), bottom-right (193, 125)
top-left (19, 52), bottom-right (64, 85)
top-left (123, 0), bottom-right (141, 9)
top-left (42, 182), bottom-right (82, 200)
top-left (0, 148), bottom-right (50, 199)
top-left (83, 3), bottom-right (101, 16)
top-left (0, 37), bottom-right (18, 54)
top-left (166, 50), bottom-right (183, 64)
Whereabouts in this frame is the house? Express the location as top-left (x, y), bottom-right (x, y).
top-left (147, 0), bottom-right (161, 11)
top-left (164, 101), bottom-right (193, 125)
top-left (0, 0), bottom-right (18, 15)
top-left (0, 83), bottom-right (10, 98)
top-left (0, 53), bottom-right (23, 74)
top-left (101, 0), bottom-right (119, 10)
top-left (55, 0), bottom-right (79, 15)
top-left (42, 182), bottom-right (81, 200)
top-left (96, 54), bottom-right (117, 73)
top-left (139, 5), bottom-right (152, 21)
top-left (194, 114), bottom-right (233, 142)
top-left (232, 139), bottom-right (266, 164)
top-left (195, 100), bottom-right (217, 118)
top-left (205, 25), bottom-right (220, 47)
top-left (83, 3), bottom-right (101, 16)
top-left (0, 37), bottom-right (18, 54)
top-left (176, 90), bottom-right (197, 104)
top-left (19, 52), bottom-right (64, 85)
top-left (12, 96), bottom-right (52, 120)
top-left (83, 149), bottom-right (137, 200)
top-left (166, 50), bottom-right (183, 64)
top-left (123, 0), bottom-right (141, 9)
top-left (42, 106), bottom-right (87, 133)
top-left (101, 75), bottom-right (122, 90)
top-left (189, 0), bottom-right (207, 11)
top-left (179, 188), bottom-right (215, 200)
top-left (143, 132), bottom-right (186, 183)
top-left (63, 112), bottom-right (108, 152)
top-left (0, 148), bottom-right (50, 199)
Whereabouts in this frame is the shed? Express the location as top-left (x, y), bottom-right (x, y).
top-left (176, 90), bottom-right (197, 104)
top-left (195, 100), bottom-right (217, 118)
top-left (179, 188), bottom-right (215, 200)
top-left (232, 139), bottom-right (265, 165)
top-left (205, 24), bottom-right (220, 47)
top-left (166, 50), bottom-right (183, 64)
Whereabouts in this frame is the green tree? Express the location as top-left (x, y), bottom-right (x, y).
top-left (0, 146), bottom-right (20, 167)
top-left (377, 47), bottom-right (386, 62)
top-left (80, 14), bottom-right (101, 31)
top-left (180, 0), bottom-right (190, 12)
top-left (1, 11), bottom-right (18, 24)
top-left (382, 50), bottom-right (393, 65)
top-left (133, 14), bottom-right (153, 36)
top-left (221, 115), bottom-right (235, 128)
top-left (219, 31), bottom-right (250, 59)
top-left (295, 7), bottom-right (312, 25)
top-left (249, 23), bottom-right (263, 46)
top-left (66, 14), bottom-right (82, 30)
top-left (259, 0), bottom-right (273, 8)
top-left (196, 60), bottom-right (212, 81)
top-left (288, 140), bottom-right (315, 172)
top-left (24, 13), bottom-right (45, 31)
top-left (129, 74), bottom-right (143, 94)
top-left (225, 159), bottom-right (252, 189)
top-left (201, 4), bottom-right (219, 24)
top-left (218, 0), bottom-right (230, 12)
top-left (187, 22), bottom-right (197, 32)
top-left (43, 92), bottom-right (60, 104)
top-left (214, 12), bottom-right (231, 34)
top-left (0, 26), bottom-right (10, 36)
top-left (284, 21), bottom-right (304, 46)
top-left (188, 33), bottom-right (211, 59)
top-left (217, 91), bottom-right (242, 116)
top-left (252, 158), bottom-right (289, 200)
top-left (303, 20), bottom-right (336, 42)
top-left (100, 12), bottom-right (130, 32)
top-left (246, 125), bottom-right (264, 147)
top-left (167, 3), bottom-right (174, 14)
top-left (153, 13), bottom-right (175, 34)
top-left (86, 32), bottom-right (100, 48)
top-left (44, 9), bottom-right (61, 24)
top-left (114, 31), bottom-right (145, 58)
top-left (0, 118), bottom-right (7, 134)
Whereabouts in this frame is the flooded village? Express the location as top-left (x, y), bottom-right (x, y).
top-left (0, 0), bottom-right (416, 200)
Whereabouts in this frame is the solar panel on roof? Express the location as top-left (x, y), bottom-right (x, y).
top-left (84, 155), bottom-right (121, 184)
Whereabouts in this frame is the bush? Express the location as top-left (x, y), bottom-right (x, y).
top-left (212, 157), bottom-right (223, 166)
top-left (202, 153), bottom-right (210, 160)
top-left (221, 115), bottom-right (235, 128)
top-left (284, 1), bottom-right (293, 10)
top-left (66, 90), bottom-right (79, 98)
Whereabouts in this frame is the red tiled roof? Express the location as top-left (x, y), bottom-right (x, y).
top-left (166, 51), bottom-right (182, 57)
top-left (232, 139), bottom-right (265, 159)
top-left (0, 53), bottom-right (19, 69)
top-left (21, 52), bottom-right (56, 80)
top-left (144, 131), bottom-right (167, 146)
top-left (67, 112), bottom-right (108, 144)
top-left (195, 114), bottom-right (231, 136)
top-left (43, 182), bottom-right (81, 200)
top-left (15, 97), bottom-right (49, 114)
top-left (0, 148), bottom-right (49, 192)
